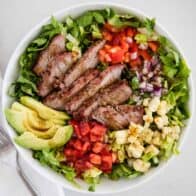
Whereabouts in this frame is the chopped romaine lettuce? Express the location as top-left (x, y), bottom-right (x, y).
top-left (33, 149), bottom-right (77, 184)
top-left (109, 163), bottom-right (141, 180)
top-left (83, 167), bottom-right (102, 192)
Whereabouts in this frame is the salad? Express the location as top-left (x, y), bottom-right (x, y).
top-left (5, 8), bottom-right (190, 191)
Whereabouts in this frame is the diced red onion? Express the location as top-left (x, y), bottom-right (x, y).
top-left (153, 87), bottom-right (162, 97)
top-left (126, 37), bottom-right (133, 44)
top-left (145, 83), bottom-right (154, 92)
top-left (139, 81), bottom-right (146, 89)
top-left (151, 55), bottom-right (159, 66)
top-left (136, 71), bottom-right (141, 80)
top-left (130, 52), bottom-right (138, 60)
top-left (143, 60), bottom-right (151, 71)
top-left (147, 72), bottom-right (154, 78)
top-left (138, 43), bottom-right (148, 50)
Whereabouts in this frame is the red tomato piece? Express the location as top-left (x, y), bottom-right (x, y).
top-left (108, 46), bottom-right (124, 64)
top-left (126, 27), bottom-right (137, 37)
top-left (79, 121), bottom-right (91, 136)
top-left (73, 139), bottom-right (82, 151)
top-left (104, 23), bottom-right (120, 32)
top-left (129, 57), bottom-right (142, 68)
top-left (101, 155), bottom-right (113, 172)
top-left (82, 141), bottom-right (91, 153)
top-left (92, 142), bottom-right (104, 153)
top-left (69, 120), bottom-right (81, 138)
top-left (148, 41), bottom-right (159, 52)
top-left (112, 153), bottom-right (117, 163)
top-left (102, 30), bottom-right (113, 41)
top-left (89, 153), bottom-right (102, 165)
top-left (138, 49), bottom-right (151, 61)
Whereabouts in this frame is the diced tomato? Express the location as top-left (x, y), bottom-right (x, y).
top-left (124, 52), bottom-right (130, 63)
top-left (138, 49), bottom-right (151, 61)
top-left (92, 142), bottom-right (104, 153)
top-left (102, 30), bottom-right (113, 41)
top-left (148, 41), bottom-right (159, 52)
top-left (89, 153), bottom-right (102, 165)
top-left (104, 23), bottom-right (121, 32)
top-left (120, 40), bottom-right (129, 51)
top-left (73, 139), bottom-right (82, 151)
top-left (69, 120), bottom-right (81, 138)
top-left (112, 153), bottom-right (117, 163)
top-left (126, 27), bottom-right (137, 37)
top-left (130, 57), bottom-right (142, 68)
top-left (82, 141), bottom-right (91, 153)
top-left (108, 46), bottom-right (124, 63)
top-left (101, 155), bottom-right (113, 172)
top-left (79, 121), bottom-right (91, 136)
top-left (129, 42), bottom-right (138, 53)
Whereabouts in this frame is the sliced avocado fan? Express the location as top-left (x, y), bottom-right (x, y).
top-left (20, 96), bottom-right (70, 121)
top-left (15, 125), bottom-right (73, 150)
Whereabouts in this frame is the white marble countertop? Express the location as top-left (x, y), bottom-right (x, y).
top-left (1, 0), bottom-right (196, 195)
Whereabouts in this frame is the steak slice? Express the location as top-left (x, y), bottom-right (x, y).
top-left (74, 80), bottom-right (132, 119)
top-left (33, 34), bottom-right (65, 76)
top-left (56, 40), bottom-right (106, 89)
top-left (115, 105), bottom-right (144, 125)
top-left (92, 105), bottom-right (144, 130)
top-left (65, 64), bottom-right (125, 113)
top-left (37, 52), bottom-right (78, 97)
top-left (92, 106), bottom-right (127, 130)
top-left (43, 69), bottom-right (99, 110)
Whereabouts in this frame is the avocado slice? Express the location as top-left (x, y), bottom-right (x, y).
top-left (15, 125), bottom-right (73, 150)
top-left (12, 102), bottom-right (64, 127)
top-left (5, 109), bottom-right (26, 134)
top-left (20, 96), bottom-right (70, 121)
top-left (5, 108), bottom-right (60, 138)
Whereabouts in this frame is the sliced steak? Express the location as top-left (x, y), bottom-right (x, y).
top-left (74, 80), bottom-right (132, 119)
top-left (92, 105), bottom-right (144, 130)
top-left (92, 106), bottom-right (127, 130)
top-left (43, 69), bottom-right (99, 110)
top-left (65, 64), bottom-right (125, 113)
top-left (115, 105), bottom-right (144, 125)
top-left (37, 52), bottom-right (78, 97)
top-left (33, 34), bottom-right (65, 76)
top-left (56, 40), bottom-right (106, 89)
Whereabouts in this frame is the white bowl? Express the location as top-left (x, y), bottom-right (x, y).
top-left (1, 2), bottom-right (194, 194)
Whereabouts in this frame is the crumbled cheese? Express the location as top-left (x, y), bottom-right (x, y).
top-left (170, 126), bottom-right (181, 140)
top-left (152, 131), bottom-right (162, 146)
top-left (157, 100), bottom-right (168, 116)
top-left (127, 158), bottom-right (134, 167)
top-left (114, 130), bottom-right (128, 145)
top-left (148, 97), bottom-right (160, 112)
top-left (141, 128), bottom-right (154, 144)
top-left (127, 135), bottom-right (137, 143)
top-left (143, 98), bottom-right (150, 107)
top-left (145, 144), bottom-right (159, 156)
top-left (154, 115), bottom-right (169, 129)
top-left (129, 123), bottom-right (144, 137)
top-left (133, 159), bottom-right (151, 172)
top-left (126, 142), bottom-right (144, 158)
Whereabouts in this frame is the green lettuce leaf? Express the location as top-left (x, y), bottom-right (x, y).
top-left (33, 149), bottom-right (77, 183)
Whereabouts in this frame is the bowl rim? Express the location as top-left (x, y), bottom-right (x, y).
top-left (1, 2), bottom-right (195, 194)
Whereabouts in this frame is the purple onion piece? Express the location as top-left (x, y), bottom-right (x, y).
top-left (151, 55), bottom-right (159, 66)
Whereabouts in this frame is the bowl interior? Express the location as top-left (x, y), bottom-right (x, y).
top-left (1, 2), bottom-right (194, 194)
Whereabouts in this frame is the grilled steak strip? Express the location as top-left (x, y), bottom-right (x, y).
top-left (33, 34), bottom-right (65, 76)
top-left (115, 105), bottom-right (144, 125)
top-left (65, 64), bottom-right (125, 113)
top-left (74, 80), bottom-right (132, 119)
top-left (37, 52), bottom-right (78, 97)
top-left (56, 40), bottom-right (106, 89)
top-left (43, 69), bottom-right (99, 110)
top-left (92, 106), bottom-right (127, 130)
top-left (92, 105), bottom-right (144, 130)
